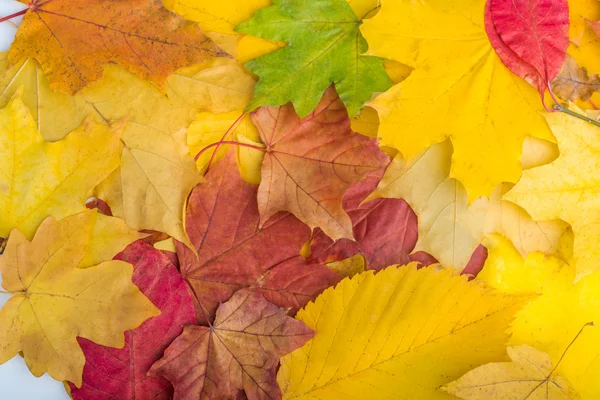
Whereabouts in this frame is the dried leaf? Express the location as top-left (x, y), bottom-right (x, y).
top-left (150, 289), bottom-right (314, 400)
top-left (551, 54), bottom-right (600, 102)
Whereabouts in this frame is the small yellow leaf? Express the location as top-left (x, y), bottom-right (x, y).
top-left (0, 212), bottom-right (159, 386)
top-left (278, 265), bottom-right (527, 399)
top-left (443, 345), bottom-right (580, 400)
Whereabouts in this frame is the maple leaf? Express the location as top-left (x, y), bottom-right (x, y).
top-left (551, 54), bottom-right (600, 102)
top-left (9, 0), bottom-right (227, 94)
top-left (236, 0), bottom-right (392, 117)
top-left (178, 151), bottom-right (341, 323)
top-left (150, 288), bottom-right (314, 400)
top-left (0, 212), bottom-right (159, 386)
top-left (368, 139), bottom-right (570, 270)
top-left (485, 0), bottom-right (569, 99)
top-left (251, 87), bottom-right (389, 240)
top-left (277, 265), bottom-right (528, 399)
top-left (68, 241), bottom-right (196, 400)
top-left (443, 345), bottom-right (580, 400)
top-left (360, 0), bottom-right (554, 199)
top-left (506, 106), bottom-right (600, 278)
top-left (0, 91), bottom-right (122, 239)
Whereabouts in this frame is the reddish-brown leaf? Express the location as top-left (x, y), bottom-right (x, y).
top-left (68, 241), bottom-right (196, 400)
top-left (10, 0), bottom-right (227, 94)
top-left (309, 172), bottom-right (419, 270)
top-left (177, 151), bottom-right (341, 324)
top-left (485, 0), bottom-right (569, 96)
top-left (251, 86), bottom-right (390, 241)
top-left (149, 289), bottom-right (314, 400)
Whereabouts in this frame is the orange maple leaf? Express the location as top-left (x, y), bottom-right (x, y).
top-left (9, 0), bottom-right (227, 94)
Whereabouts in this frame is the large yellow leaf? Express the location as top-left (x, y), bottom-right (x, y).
top-left (0, 91), bottom-right (122, 239)
top-left (0, 211), bottom-right (159, 386)
top-left (277, 265), bottom-right (527, 399)
top-left (476, 236), bottom-right (600, 399)
top-left (368, 139), bottom-right (569, 270)
top-left (443, 345), bottom-right (580, 399)
top-left (361, 0), bottom-right (553, 199)
top-left (506, 107), bottom-right (600, 279)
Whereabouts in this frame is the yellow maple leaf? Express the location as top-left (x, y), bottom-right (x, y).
top-left (476, 236), bottom-right (600, 399)
top-left (506, 107), bottom-right (600, 279)
top-left (0, 211), bottom-right (159, 386)
top-left (0, 91), bottom-right (122, 239)
top-left (360, 0), bottom-right (554, 200)
top-left (368, 139), bottom-right (570, 270)
top-left (443, 345), bottom-right (581, 400)
top-left (277, 265), bottom-right (527, 399)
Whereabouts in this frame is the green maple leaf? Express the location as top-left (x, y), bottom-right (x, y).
top-left (236, 0), bottom-right (392, 117)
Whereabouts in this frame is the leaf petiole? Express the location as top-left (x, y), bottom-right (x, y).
top-left (552, 104), bottom-right (600, 128)
top-left (0, 9), bottom-right (27, 24)
top-left (195, 140), bottom-right (267, 162)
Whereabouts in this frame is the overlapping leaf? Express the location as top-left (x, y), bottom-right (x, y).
top-left (177, 151), bottom-right (341, 323)
top-left (251, 87), bottom-right (389, 240)
top-left (69, 241), bottom-right (196, 399)
top-left (361, 0), bottom-right (554, 198)
top-left (0, 212), bottom-right (159, 386)
top-left (150, 289), bottom-right (314, 400)
top-left (237, 0), bottom-right (392, 117)
top-left (278, 265), bottom-right (528, 399)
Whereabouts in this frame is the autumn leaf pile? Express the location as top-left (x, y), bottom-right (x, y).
top-left (4, 0), bottom-right (600, 398)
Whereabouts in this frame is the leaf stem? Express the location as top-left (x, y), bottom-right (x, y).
top-left (0, 290), bottom-right (13, 295)
top-left (195, 140), bottom-right (267, 162)
top-left (552, 104), bottom-right (600, 128)
top-left (549, 321), bottom-right (594, 376)
top-left (0, 9), bottom-right (28, 24)
top-left (202, 112), bottom-right (247, 173)
top-left (359, 4), bottom-right (381, 20)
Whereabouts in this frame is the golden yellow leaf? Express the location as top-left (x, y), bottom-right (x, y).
top-left (506, 107), bottom-right (600, 279)
top-left (80, 213), bottom-right (147, 268)
top-left (443, 345), bottom-right (580, 400)
top-left (277, 265), bottom-right (527, 399)
top-left (324, 254), bottom-right (365, 278)
top-left (119, 128), bottom-right (204, 248)
top-left (361, 0), bottom-right (553, 199)
top-left (0, 91), bottom-right (122, 239)
top-left (0, 212), bottom-right (159, 386)
top-left (476, 235), bottom-right (574, 295)
top-left (368, 139), bottom-right (569, 270)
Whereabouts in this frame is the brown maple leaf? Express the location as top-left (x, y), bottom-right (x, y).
top-left (251, 86), bottom-right (390, 241)
top-left (149, 289), bottom-right (314, 400)
top-left (178, 151), bottom-right (341, 324)
top-left (9, 0), bottom-right (227, 94)
top-left (550, 54), bottom-right (600, 102)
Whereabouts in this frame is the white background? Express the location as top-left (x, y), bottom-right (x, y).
top-left (1, 1), bottom-right (73, 398)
